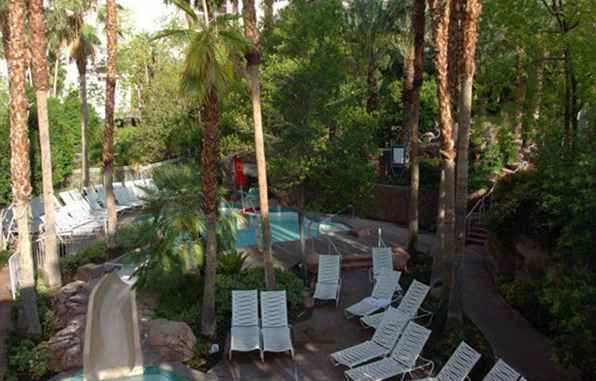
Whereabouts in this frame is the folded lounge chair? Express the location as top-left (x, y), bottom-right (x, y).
top-left (113, 183), bottom-right (143, 208)
top-left (412, 341), bottom-right (481, 381)
top-left (331, 307), bottom-right (409, 368)
top-left (229, 290), bottom-right (261, 360)
top-left (260, 290), bottom-right (294, 360)
top-left (344, 322), bottom-right (433, 381)
top-left (482, 359), bottom-right (520, 381)
top-left (313, 254), bottom-right (342, 306)
top-left (345, 270), bottom-right (401, 319)
top-left (361, 279), bottom-right (431, 329)
top-left (369, 247), bottom-right (394, 282)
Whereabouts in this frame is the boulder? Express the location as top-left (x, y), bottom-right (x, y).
top-left (53, 281), bottom-right (91, 329)
top-left (145, 319), bottom-right (196, 362)
top-left (48, 316), bottom-right (85, 372)
top-left (75, 263), bottom-right (120, 282)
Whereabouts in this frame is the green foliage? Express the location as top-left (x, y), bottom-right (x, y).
top-left (0, 249), bottom-right (10, 267)
top-left (306, 106), bottom-right (377, 213)
top-left (7, 340), bottom-right (51, 381)
top-left (217, 251), bottom-right (247, 275)
top-left (132, 164), bottom-right (242, 293)
top-left (60, 241), bottom-right (108, 278)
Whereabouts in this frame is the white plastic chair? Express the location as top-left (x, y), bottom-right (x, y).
top-left (344, 322), bottom-right (433, 381)
top-left (313, 255), bottom-right (342, 306)
top-left (361, 279), bottom-right (431, 329)
top-left (229, 290), bottom-right (262, 360)
top-left (413, 341), bottom-right (481, 381)
top-left (260, 290), bottom-right (294, 360)
top-left (482, 359), bottom-right (520, 381)
top-left (369, 247), bottom-right (393, 282)
top-left (331, 307), bottom-right (409, 368)
top-left (345, 270), bottom-right (401, 319)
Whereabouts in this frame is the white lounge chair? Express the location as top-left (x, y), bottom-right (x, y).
top-left (331, 307), bottom-right (409, 368)
top-left (313, 255), bottom-right (342, 306)
top-left (361, 279), bottom-right (431, 329)
top-left (369, 247), bottom-right (393, 282)
top-left (345, 270), bottom-right (401, 319)
top-left (344, 322), bottom-right (433, 381)
top-left (482, 359), bottom-right (520, 381)
top-left (412, 341), bottom-right (481, 381)
top-left (95, 184), bottom-right (134, 213)
top-left (229, 290), bottom-right (262, 360)
top-left (114, 183), bottom-right (143, 208)
top-left (260, 290), bottom-right (294, 360)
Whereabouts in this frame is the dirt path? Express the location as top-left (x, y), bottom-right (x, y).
top-left (462, 247), bottom-right (576, 381)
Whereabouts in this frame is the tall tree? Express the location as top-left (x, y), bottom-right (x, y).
top-left (28, 0), bottom-right (62, 289)
top-left (69, 24), bottom-right (99, 187)
top-left (103, 0), bottom-right (118, 246)
top-left (404, 0), bottom-right (426, 253)
top-left (6, 0), bottom-right (42, 338)
top-left (428, 0), bottom-right (456, 318)
top-left (242, 0), bottom-right (276, 289)
top-left (262, 0), bottom-right (274, 35)
top-left (158, 0), bottom-right (249, 338)
top-left (452, 0), bottom-right (482, 323)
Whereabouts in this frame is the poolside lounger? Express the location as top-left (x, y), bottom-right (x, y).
top-left (95, 184), bottom-right (134, 213)
top-left (369, 247), bottom-right (393, 282)
top-left (229, 290), bottom-right (262, 360)
top-left (412, 341), bottom-right (481, 381)
top-left (361, 279), bottom-right (431, 329)
top-left (482, 359), bottom-right (520, 381)
top-left (344, 322), bottom-right (432, 381)
top-left (313, 255), bottom-right (342, 306)
top-left (113, 183), bottom-right (143, 208)
top-left (260, 290), bottom-right (294, 360)
top-left (331, 307), bottom-right (409, 368)
top-left (345, 270), bottom-right (401, 319)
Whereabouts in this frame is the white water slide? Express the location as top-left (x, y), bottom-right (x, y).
top-left (83, 272), bottom-right (144, 381)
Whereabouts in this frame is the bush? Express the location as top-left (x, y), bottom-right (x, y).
top-left (0, 249), bottom-right (11, 267)
top-left (7, 340), bottom-right (51, 381)
top-left (217, 251), bottom-right (247, 275)
top-left (60, 241), bottom-right (108, 278)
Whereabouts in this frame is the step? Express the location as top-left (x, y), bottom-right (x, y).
top-left (468, 231), bottom-right (488, 240)
top-left (466, 237), bottom-right (486, 246)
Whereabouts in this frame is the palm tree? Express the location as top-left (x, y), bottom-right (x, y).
top-left (103, 0), bottom-right (118, 247)
top-left (158, 0), bottom-right (249, 338)
top-left (452, 0), bottom-right (482, 323)
top-left (69, 24), bottom-right (99, 188)
top-left (242, 0), bottom-right (276, 289)
top-left (27, 0), bottom-right (62, 289)
top-left (428, 0), bottom-right (456, 323)
top-left (6, 0), bottom-right (42, 338)
top-left (346, 0), bottom-right (405, 113)
top-left (403, 0), bottom-right (426, 253)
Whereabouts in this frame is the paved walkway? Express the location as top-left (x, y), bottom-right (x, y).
top-left (0, 267), bottom-right (12, 381)
top-left (462, 246), bottom-right (577, 381)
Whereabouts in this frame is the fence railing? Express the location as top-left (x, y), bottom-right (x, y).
top-left (8, 252), bottom-right (19, 300)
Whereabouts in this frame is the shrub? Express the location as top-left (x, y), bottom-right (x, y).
top-left (217, 251), bottom-right (247, 275)
top-left (0, 249), bottom-right (10, 267)
top-left (60, 241), bottom-right (108, 278)
top-left (7, 340), bottom-right (51, 381)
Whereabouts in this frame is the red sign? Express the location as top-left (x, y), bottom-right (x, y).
top-left (234, 156), bottom-right (246, 188)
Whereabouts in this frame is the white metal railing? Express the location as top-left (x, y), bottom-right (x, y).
top-left (8, 252), bottom-right (19, 300)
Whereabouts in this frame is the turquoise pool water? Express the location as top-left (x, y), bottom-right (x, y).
top-left (235, 211), bottom-right (349, 248)
top-left (63, 367), bottom-right (185, 381)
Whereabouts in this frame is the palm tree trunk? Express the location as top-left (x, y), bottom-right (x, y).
top-left (405, 0), bottom-right (426, 253)
top-left (513, 47), bottom-right (525, 162)
top-left (28, 0), bottom-right (62, 289)
top-left (452, 0), bottom-right (482, 324)
top-left (243, 0), bottom-right (276, 290)
top-left (103, 0), bottom-right (118, 247)
top-left (52, 48), bottom-right (60, 97)
top-left (428, 0), bottom-right (456, 323)
top-left (78, 57), bottom-right (90, 187)
top-left (7, 0), bottom-right (42, 339)
top-left (447, 0), bottom-right (462, 131)
top-left (200, 87), bottom-right (220, 339)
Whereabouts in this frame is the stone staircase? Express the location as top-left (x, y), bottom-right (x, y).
top-left (465, 211), bottom-right (489, 246)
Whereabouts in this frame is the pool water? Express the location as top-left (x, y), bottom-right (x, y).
top-left (63, 367), bottom-right (185, 381)
top-left (235, 210), bottom-right (349, 248)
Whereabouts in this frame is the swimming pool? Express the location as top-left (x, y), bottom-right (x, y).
top-left (62, 367), bottom-right (185, 381)
top-left (235, 210), bottom-right (350, 248)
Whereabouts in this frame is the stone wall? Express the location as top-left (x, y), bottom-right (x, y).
top-left (366, 184), bottom-right (438, 228)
